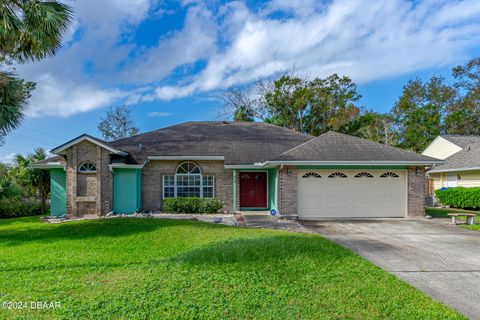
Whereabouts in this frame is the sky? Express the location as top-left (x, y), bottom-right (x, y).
top-left (2, 0), bottom-right (480, 163)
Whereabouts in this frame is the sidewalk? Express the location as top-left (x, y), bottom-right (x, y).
top-left (240, 211), bottom-right (309, 232)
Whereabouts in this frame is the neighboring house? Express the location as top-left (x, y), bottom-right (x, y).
top-left (33, 121), bottom-right (440, 219)
top-left (422, 135), bottom-right (480, 190)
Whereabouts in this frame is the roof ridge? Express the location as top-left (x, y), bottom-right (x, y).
top-left (274, 130), bottom-right (439, 162)
top-left (110, 121), bottom-right (314, 144)
top-left (276, 131), bottom-right (334, 157)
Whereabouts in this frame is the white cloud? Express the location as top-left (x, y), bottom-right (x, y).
top-left (13, 0), bottom-right (480, 114)
top-left (122, 5), bottom-right (217, 84)
top-left (151, 0), bottom-right (480, 100)
top-left (147, 111), bottom-right (172, 117)
top-left (0, 153), bottom-right (16, 164)
top-left (27, 74), bottom-right (125, 117)
top-left (15, 0), bottom-right (160, 117)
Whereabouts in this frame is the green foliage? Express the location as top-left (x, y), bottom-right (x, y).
top-left (222, 73), bottom-right (389, 142)
top-left (435, 187), bottom-right (480, 210)
top-left (0, 217), bottom-right (463, 319)
top-left (0, 176), bottom-right (19, 198)
top-left (392, 76), bottom-right (457, 153)
top-left (0, 0), bottom-right (73, 63)
top-left (0, 72), bottom-right (35, 138)
top-left (0, 0), bottom-right (73, 137)
top-left (162, 197), bottom-right (223, 214)
top-left (0, 198), bottom-right (45, 218)
top-left (98, 105), bottom-right (140, 141)
top-left (234, 105), bottom-right (254, 121)
top-left (261, 73), bottom-right (362, 135)
top-left (11, 148), bottom-right (50, 211)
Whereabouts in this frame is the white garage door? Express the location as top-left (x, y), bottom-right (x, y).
top-left (297, 169), bottom-right (407, 219)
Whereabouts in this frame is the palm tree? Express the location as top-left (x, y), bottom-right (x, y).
top-left (0, 1), bottom-right (73, 138)
top-left (13, 147), bottom-right (50, 212)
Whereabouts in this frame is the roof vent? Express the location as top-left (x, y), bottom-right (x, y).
top-left (138, 143), bottom-right (143, 152)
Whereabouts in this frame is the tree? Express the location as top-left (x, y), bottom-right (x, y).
top-left (98, 105), bottom-right (140, 141)
top-left (0, 163), bottom-right (19, 199)
top-left (0, 0), bottom-right (73, 138)
top-left (221, 73), bottom-right (364, 135)
top-left (0, 72), bottom-right (35, 143)
top-left (305, 74), bottom-right (362, 135)
top-left (263, 75), bottom-right (310, 132)
top-left (341, 111), bottom-right (398, 145)
top-left (392, 76), bottom-right (458, 152)
top-left (219, 88), bottom-right (256, 122)
top-left (12, 148), bottom-right (50, 212)
top-left (449, 57), bottom-right (480, 135)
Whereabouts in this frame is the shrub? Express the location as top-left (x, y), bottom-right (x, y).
top-left (0, 199), bottom-right (46, 219)
top-left (162, 197), bottom-right (223, 214)
top-left (435, 187), bottom-right (480, 210)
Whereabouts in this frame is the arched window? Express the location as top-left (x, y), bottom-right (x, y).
top-left (302, 172), bottom-right (321, 178)
top-left (163, 162), bottom-right (215, 198)
top-left (78, 162), bottom-right (96, 173)
top-left (328, 172), bottom-right (347, 178)
top-left (176, 162), bottom-right (201, 174)
top-left (354, 172), bottom-right (373, 178)
top-left (380, 172), bottom-right (399, 178)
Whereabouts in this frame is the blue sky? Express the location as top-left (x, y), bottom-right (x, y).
top-left (2, 0), bottom-right (480, 162)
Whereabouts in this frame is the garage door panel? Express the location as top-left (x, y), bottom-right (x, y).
top-left (297, 170), bottom-right (406, 219)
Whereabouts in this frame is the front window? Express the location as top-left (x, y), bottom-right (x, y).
top-left (162, 162), bottom-right (215, 198)
top-left (78, 161), bottom-right (96, 173)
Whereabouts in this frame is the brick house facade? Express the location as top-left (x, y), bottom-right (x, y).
top-left (33, 122), bottom-right (440, 218)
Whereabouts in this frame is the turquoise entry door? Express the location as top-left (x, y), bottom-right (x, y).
top-left (50, 169), bottom-right (66, 216)
top-left (114, 169), bottom-right (141, 214)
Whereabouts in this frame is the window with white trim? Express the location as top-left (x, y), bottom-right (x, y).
top-left (78, 161), bottom-right (96, 173)
top-left (162, 162), bottom-right (215, 198)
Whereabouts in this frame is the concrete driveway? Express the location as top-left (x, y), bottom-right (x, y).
top-left (300, 218), bottom-right (480, 319)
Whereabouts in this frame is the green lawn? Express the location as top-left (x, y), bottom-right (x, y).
top-left (426, 207), bottom-right (480, 231)
top-left (0, 217), bottom-right (464, 319)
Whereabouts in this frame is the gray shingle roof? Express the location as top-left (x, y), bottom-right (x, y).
top-left (443, 135), bottom-right (480, 148)
top-left (108, 121), bottom-right (314, 165)
top-left (40, 122), bottom-right (439, 166)
top-left (429, 135), bottom-right (480, 172)
top-left (273, 131), bottom-right (439, 162)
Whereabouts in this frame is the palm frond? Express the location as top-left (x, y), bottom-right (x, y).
top-left (0, 70), bottom-right (34, 133)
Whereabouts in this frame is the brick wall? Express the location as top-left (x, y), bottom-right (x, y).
top-left (278, 166), bottom-right (297, 215)
top-left (65, 140), bottom-right (113, 216)
top-left (408, 166), bottom-right (426, 216)
top-left (142, 160), bottom-right (233, 212)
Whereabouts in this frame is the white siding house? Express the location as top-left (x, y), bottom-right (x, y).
top-left (423, 135), bottom-right (480, 191)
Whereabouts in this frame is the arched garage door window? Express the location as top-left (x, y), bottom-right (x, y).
top-left (163, 162), bottom-right (215, 198)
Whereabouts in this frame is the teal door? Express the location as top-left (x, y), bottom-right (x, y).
top-left (114, 169), bottom-right (141, 214)
top-left (50, 169), bottom-right (66, 216)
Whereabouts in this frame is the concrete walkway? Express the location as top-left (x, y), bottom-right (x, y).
top-left (300, 218), bottom-right (480, 319)
top-left (241, 212), bottom-right (308, 232)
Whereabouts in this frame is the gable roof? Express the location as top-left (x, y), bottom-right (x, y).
top-left (51, 134), bottom-right (127, 156)
top-left (442, 135), bottom-right (480, 148)
top-left (269, 131), bottom-right (441, 164)
top-left (40, 122), bottom-right (439, 167)
top-left (108, 121), bottom-right (314, 165)
top-left (428, 135), bottom-right (480, 173)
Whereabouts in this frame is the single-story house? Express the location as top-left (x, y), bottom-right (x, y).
top-left (422, 135), bottom-right (480, 190)
top-left (33, 121), bottom-right (441, 219)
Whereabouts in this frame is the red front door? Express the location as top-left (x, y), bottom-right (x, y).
top-left (240, 172), bottom-right (267, 208)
